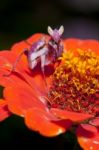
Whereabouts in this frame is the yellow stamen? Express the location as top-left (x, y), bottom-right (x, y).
top-left (48, 49), bottom-right (99, 114)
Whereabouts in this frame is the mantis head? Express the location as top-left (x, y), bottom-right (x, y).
top-left (47, 25), bottom-right (64, 43)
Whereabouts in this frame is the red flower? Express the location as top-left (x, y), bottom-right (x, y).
top-left (0, 33), bottom-right (99, 150)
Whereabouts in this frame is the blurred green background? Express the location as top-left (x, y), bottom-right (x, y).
top-left (0, 0), bottom-right (99, 149)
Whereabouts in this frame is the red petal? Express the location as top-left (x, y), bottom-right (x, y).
top-left (4, 85), bottom-right (46, 116)
top-left (51, 108), bottom-right (93, 122)
top-left (89, 118), bottom-right (99, 127)
top-left (25, 108), bottom-right (72, 137)
top-left (0, 99), bottom-right (11, 121)
top-left (76, 124), bottom-right (99, 150)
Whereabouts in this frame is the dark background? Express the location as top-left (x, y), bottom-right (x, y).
top-left (0, 0), bottom-right (99, 149)
top-left (1, 0), bottom-right (99, 50)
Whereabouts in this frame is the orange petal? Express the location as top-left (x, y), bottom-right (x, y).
top-left (0, 49), bottom-right (28, 70)
top-left (0, 50), bottom-right (18, 65)
top-left (0, 50), bottom-right (27, 83)
top-left (11, 33), bottom-right (45, 54)
top-left (64, 38), bottom-right (99, 54)
top-left (26, 33), bottom-right (47, 45)
top-left (0, 49), bottom-right (50, 97)
top-left (51, 108), bottom-right (93, 122)
top-left (21, 66), bottom-right (49, 95)
top-left (76, 124), bottom-right (99, 150)
top-left (80, 40), bottom-right (99, 55)
top-left (11, 34), bottom-right (45, 67)
top-left (0, 99), bottom-right (11, 121)
top-left (4, 85), bottom-right (46, 116)
top-left (63, 38), bottom-right (82, 52)
top-left (0, 68), bottom-right (32, 90)
top-left (11, 40), bottom-right (29, 54)
top-left (0, 55), bottom-right (29, 88)
top-left (11, 44), bottom-right (28, 67)
top-left (25, 108), bottom-right (72, 137)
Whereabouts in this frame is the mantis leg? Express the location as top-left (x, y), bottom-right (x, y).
top-left (4, 48), bottom-right (28, 76)
top-left (41, 54), bottom-right (48, 89)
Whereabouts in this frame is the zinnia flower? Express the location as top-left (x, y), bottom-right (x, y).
top-left (0, 32), bottom-right (99, 150)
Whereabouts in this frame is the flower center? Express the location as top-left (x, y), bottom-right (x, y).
top-left (48, 49), bottom-right (99, 115)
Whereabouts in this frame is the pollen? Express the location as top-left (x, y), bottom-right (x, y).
top-left (48, 49), bottom-right (99, 115)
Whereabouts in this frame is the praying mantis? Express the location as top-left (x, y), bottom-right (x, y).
top-left (5, 26), bottom-right (64, 84)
